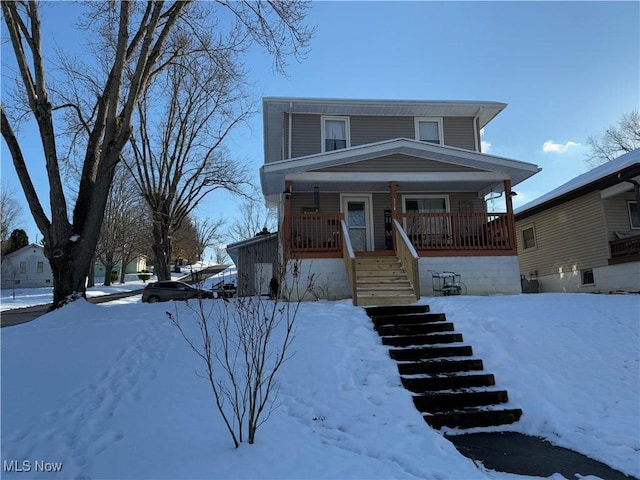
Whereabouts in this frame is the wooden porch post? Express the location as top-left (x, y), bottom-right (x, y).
top-left (504, 179), bottom-right (516, 251)
top-left (390, 181), bottom-right (398, 219)
top-left (283, 180), bottom-right (292, 259)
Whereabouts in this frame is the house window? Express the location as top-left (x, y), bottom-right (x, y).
top-left (628, 201), bottom-right (639, 229)
top-left (402, 195), bottom-right (450, 237)
top-left (19, 262), bottom-right (26, 274)
top-left (521, 226), bottom-right (536, 250)
top-left (415, 117), bottom-right (443, 144)
top-left (322, 116), bottom-right (350, 152)
top-left (37, 261), bottom-right (44, 273)
top-left (582, 269), bottom-right (594, 285)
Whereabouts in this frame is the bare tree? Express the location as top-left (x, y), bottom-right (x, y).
top-left (126, 49), bottom-right (251, 280)
top-left (587, 110), bottom-right (640, 166)
top-left (193, 217), bottom-right (225, 263)
top-left (1, 1), bottom-right (313, 308)
top-left (95, 164), bottom-right (147, 286)
top-left (227, 198), bottom-right (278, 243)
top-left (168, 260), bottom-right (315, 447)
top-left (214, 244), bottom-right (230, 265)
top-left (0, 186), bottom-right (22, 244)
top-left (1, 1), bottom-right (195, 307)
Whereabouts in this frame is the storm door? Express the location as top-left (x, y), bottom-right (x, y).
top-left (341, 195), bottom-right (373, 251)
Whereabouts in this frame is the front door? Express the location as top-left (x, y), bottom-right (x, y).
top-left (341, 195), bottom-right (373, 251)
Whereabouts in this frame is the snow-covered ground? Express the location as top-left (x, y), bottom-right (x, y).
top-left (0, 262), bottom-right (223, 311)
top-left (1, 288), bottom-right (638, 479)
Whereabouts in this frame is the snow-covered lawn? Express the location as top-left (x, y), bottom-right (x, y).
top-left (1, 292), bottom-right (638, 479)
top-left (0, 263), bottom-right (223, 312)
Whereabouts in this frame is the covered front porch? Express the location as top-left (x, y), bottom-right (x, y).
top-left (260, 139), bottom-right (539, 303)
top-left (282, 179), bottom-right (518, 259)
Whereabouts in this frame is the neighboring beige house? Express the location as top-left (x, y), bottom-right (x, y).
top-left (94, 255), bottom-right (148, 278)
top-left (1, 243), bottom-right (52, 289)
top-left (251, 97), bottom-right (540, 305)
top-left (515, 148), bottom-right (640, 293)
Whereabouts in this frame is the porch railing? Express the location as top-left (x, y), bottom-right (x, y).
top-left (395, 212), bottom-right (515, 251)
top-left (341, 220), bottom-right (358, 305)
top-left (288, 212), bottom-right (343, 255)
top-left (393, 219), bottom-right (420, 297)
top-left (610, 234), bottom-right (640, 258)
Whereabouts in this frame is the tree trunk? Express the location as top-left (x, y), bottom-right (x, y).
top-left (152, 219), bottom-right (172, 281)
top-left (44, 238), bottom-right (91, 308)
top-left (87, 258), bottom-right (96, 288)
top-left (103, 261), bottom-right (114, 286)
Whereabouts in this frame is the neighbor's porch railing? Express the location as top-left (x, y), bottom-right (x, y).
top-left (287, 212), bottom-right (343, 256)
top-left (395, 212), bottom-right (515, 251)
top-left (610, 234), bottom-right (640, 258)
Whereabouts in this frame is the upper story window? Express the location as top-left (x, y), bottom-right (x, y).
top-left (322, 116), bottom-right (350, 152)
top-left (415, 117), bottom-right (443, 144)
top-left (628, 201), bottom-right (639, 229)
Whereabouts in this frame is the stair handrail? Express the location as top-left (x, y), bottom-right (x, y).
top-left (393, 219), bottom-right (420, 299)
top-left (340, 219), bottom-right (358, 305)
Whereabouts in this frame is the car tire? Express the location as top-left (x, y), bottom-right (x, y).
top-left (148, 296), bottom-right (160, 303)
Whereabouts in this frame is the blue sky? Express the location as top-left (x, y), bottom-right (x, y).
top-left (2, 1), bottom-right (639, 253)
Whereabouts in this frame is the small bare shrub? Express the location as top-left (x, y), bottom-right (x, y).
top-left (168, 260), bottom-right (314, 447)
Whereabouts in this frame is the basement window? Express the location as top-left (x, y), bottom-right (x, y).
top-left (582, 269), bottom-right (595, 285)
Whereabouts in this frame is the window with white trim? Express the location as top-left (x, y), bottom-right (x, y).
top-left (321, 116), bottom-right (350, 152)
top-left (415, 117), bottom-right (443, 144)
top-left (628, 201), bottom-right (639, 229)
top-left (521, 226), bottom-right (536, 250)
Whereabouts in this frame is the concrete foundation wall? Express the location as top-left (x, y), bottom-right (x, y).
top-left (418, 256), bottom-right (522, 296)
top-left (283, 255), bottom-right (524, 301)
top-left (283, 258), bottom-right (351, 301)
top-left (536, 261), bottom-right (640, 293)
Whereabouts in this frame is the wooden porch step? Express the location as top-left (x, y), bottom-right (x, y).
top-left (355, 294), bottom-right (418, 307)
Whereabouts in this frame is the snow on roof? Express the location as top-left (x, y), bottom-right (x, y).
top-left (515, 148), bottom-right (640, 214)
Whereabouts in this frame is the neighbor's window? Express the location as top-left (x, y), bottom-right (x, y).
top-left (415, 117), bottom-right (443, 144)
top-left (322, 116), bottom-right (350, 152)
top-left (521, 226), bottom-right (536, 250)
top-left (19, 262), bottom-right (27, 274)
top-left (628, 201), bottom-right (639, 229)
top-left (37, 261), bottom-right (44, 273)
top-left (582, 269), bottom-right (595, 285)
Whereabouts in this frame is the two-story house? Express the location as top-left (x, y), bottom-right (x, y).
top-left (241, 97), bottom-right (540, 305)
top-left (515, 148), bottom-right (640, 293)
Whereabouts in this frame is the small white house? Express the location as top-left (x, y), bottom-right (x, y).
top-left (1, 243), bottom-right (53, 289)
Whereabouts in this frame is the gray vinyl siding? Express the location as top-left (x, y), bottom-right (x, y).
top-left (603, 192), bottom-right (638, 239)
top-left (318, 154), bottom-right (482, 173)
top-left (443, 117), bottom-right (476, 150)
top-left (290, 114), bottom-right (320, 158)
top-left (516, 191), bottom-right (610, 277)
top-left (288, 114), bottom-right (479, 159)
top-left (350, 116), bottom-right (414, 145)
top-left (234, 235), bottom-right (279, 297)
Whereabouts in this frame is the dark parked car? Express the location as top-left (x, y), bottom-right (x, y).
top-left (142, 281), bottom-right (213, 303)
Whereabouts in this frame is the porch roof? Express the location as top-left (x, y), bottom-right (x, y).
top-left (261, 138), bottom-right (540, 200)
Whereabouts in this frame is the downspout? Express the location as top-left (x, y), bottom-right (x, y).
top-left (288, 102), bottom-right (293, 159)
top-left (473, 107), bottom-right (482, 152)
top-left (618, 174), bottom-right (640, 207)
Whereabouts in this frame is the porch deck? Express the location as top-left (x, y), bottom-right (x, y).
top-left (609, 233), bottom-right (640, 265)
